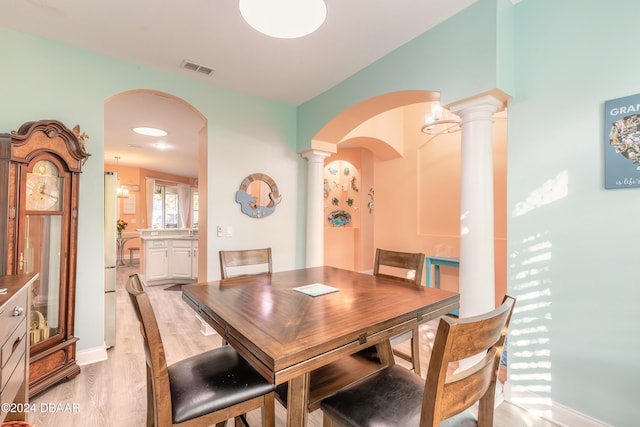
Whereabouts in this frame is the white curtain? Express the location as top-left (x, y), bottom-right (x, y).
top-left (177, 183), bottom-right (191, 228)
top-left (146, 178), bottom-right (156, 228)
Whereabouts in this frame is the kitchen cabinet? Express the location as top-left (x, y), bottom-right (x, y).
top-left (143, 238), bottom-right (198, 284)
top-left (169, 240), bottom-right (193, 279)
top-left (145, 240), bottom-right (169, 282)
top-left (191, 241), bottom-right (198, 280)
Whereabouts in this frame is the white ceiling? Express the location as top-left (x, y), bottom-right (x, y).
top-left (0, 0), bottom-right (476, 178)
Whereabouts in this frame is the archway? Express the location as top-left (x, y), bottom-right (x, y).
top-left (309, 89), bottom-right (507, 303)
top-left (104, 89), bottom-right (209, 281)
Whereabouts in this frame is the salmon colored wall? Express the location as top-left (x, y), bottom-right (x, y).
top-left (104, 164), bottom-right (141, 254)
top-left (341, 108), bottom-right (405, 159)
top-left (104, 164), bottom-right (197, 254)
top-left (375, 104), bottom-right (507, 306)
top-left (322, 102), bottom-right (507, 307)
top-left (323, 148), bottom-right (374, 271)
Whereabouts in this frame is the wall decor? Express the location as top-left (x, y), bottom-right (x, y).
top-left (328, 209), bottom-right (351, 227)
top-left (604, 93), bottom-right (640, 188)
top-left (236, 173), bottom-right (282, 218)
top-left (324, 160), bottom-right (361, 227)
top-left (351, 176), bottom-right (359, 192)
top-left (123, 193), bottom-right (137, 214)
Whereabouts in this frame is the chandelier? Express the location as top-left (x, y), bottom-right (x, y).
top-left (421, 102), bottom-right (461, 135)
top-left (115, 156), bottom-right (129, 199)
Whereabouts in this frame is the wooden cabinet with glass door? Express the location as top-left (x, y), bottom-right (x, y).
top-left (0, 120), bottom-right (90, 397)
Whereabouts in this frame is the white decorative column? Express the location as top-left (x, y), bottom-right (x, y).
top-left (301, 149), bottom-right (332, 267)
top-left (449, 95), bottom-right (504, 318)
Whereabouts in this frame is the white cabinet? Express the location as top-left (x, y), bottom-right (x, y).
top-left (144, 238), bottom-right (198, 284)
top-left (191, 242), bottom-right (198, 280)
top-left (145, 240), bottom-right (169, 282)
top-left (170, 240), bottom-right (195, 279)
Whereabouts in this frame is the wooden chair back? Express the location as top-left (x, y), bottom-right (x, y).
top-left (219, 248), bottom-right (272, 279)
top-left (373, 248), bottom-right (425, 285)
top-left (126, 273), bottom-right (173, 426)
top-left (421, 295), bottom-right (516, 427)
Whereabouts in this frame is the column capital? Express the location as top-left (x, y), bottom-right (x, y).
top-left (300, 148), bottom-right (332, 162)
top-left (447, 88), bottom-right (510, 114)
top-left (449, 94), bottom-right (504, 117)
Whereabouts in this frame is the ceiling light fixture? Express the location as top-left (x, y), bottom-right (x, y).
top-left (239, 0), bottom-right (327, 39)
top-left (114, 156), bottom-right (129, 199)
top-left (133, 127), bottom-right (167, 137)
top-left (421, 102), bottom-right (461, 135)
top-left (153, 142), bottom-right (170, 151)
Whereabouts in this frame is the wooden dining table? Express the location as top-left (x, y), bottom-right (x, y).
top-left (182, 266), bottom-right (459, 427)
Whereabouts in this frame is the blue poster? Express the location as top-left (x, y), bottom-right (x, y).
top-left (604, 93), bottom-right (640, 189)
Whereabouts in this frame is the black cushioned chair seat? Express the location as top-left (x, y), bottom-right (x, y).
top-left (169, 345), bottom-right (275, 424)
top-left (320, 365), bottom-right (477, 427)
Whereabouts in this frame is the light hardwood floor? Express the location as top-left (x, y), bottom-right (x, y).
top-left (29, 265), bottom-right (557, 426)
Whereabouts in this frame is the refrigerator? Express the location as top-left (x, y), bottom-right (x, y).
top-left (104, 172), bottom-right (118, 348)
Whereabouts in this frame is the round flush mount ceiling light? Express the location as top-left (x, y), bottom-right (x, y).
top-left (239, 0), bottom-right (327, 39)
top-left (133, 127), bottom-right (167, 137)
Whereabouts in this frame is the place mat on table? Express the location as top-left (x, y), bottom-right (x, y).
top-left (293, 283), bottom-right (339, 297)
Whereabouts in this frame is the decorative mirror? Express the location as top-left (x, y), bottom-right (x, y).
top-left (236, 173), bottom-right (282, 218)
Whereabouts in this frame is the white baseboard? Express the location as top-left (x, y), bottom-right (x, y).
top-left (76, 345), bottom-right (108, 366)
top-left (505, 383), bottom-right (611, 427)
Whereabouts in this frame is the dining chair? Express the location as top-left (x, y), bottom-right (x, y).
top-left (320, 295), bottom-right (516, 427)
top-left (219, 248), bottom-right (272, 279)
top-left (218, 247), bottom-right (272, 346)
top-left (126, 273), bottom-right (276, 427)
top-left (373, 248), bottom-right (425, 284)
top-left (372, 248), bottom-right (426, 374)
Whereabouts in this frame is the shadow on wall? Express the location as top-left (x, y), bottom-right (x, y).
top-left (508, 170), bottom-right (568, 418)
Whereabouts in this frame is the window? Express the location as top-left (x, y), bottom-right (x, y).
top-left (152, 184), bottom-right (179, 229)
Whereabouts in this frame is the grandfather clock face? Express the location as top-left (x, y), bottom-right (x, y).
top-left (25, 160), bottom-right (64, 211)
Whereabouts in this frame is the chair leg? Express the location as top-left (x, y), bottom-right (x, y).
top-left (323, 412), bottom-right (336, 427)
top-left (411, 324), bottom-right (421, 375)
top-left (146, 366), bottom-right (155, 427)
top-left (262, 392), bottom-right (276, 427)
top-left (477, 381), bottom-right (498, 427)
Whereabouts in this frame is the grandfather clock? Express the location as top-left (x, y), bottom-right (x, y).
top-left (0, 120), bottom-right (90, 396)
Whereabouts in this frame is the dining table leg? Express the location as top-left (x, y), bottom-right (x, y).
top-left (286, 372), bottom-right (311, 427)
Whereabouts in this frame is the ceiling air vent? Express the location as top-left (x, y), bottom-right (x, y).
top-left (180, 59), bottom-right (215, 76)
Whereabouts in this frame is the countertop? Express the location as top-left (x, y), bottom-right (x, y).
top-left (140, 235), bottom-right (198, 241)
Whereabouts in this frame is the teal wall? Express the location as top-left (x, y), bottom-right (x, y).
top-left (296, 0), bottom-right (638, 425)
top-left (508, 1), bottom-right (640, 425)
top-left (296, 0), bottom-right (501, 150)
top-left (0, 28), bottom-right (299, 353)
